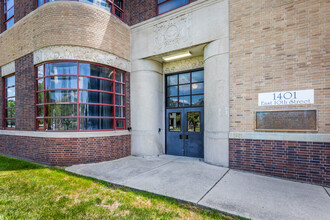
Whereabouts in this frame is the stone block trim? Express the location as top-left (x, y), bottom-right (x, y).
top-left (0, 1), bottom-right (130, 67)
top-left (0, 135), bottom-right (131, 166)
top-left (229, 0), bottom-right (330, 133)
top-left (15, 54), bottom-right (36, 131)
top-left (229, 139), bottom-right (330, 187)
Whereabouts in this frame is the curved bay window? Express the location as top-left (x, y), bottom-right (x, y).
top-left (36, 61), bottom-right (126, 131)
top-left (37, 0), bottom-right (124, 20)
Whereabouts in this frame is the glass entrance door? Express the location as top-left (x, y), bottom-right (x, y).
top-left (165, 70), bottom-right (204, 158)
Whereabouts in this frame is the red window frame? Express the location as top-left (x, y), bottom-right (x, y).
top-left (36, 0), bottom-right (124, 21)
top-left (157, 0), bottom-right (190, 15)
top-left (3, 0), bottom-right (14, 30)
top-left (4, 74), bottom-right (16, 129)
top-left (36, 61), bottom-right (126, 132)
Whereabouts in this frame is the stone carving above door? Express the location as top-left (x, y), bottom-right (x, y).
top-left (163, 56), bottom-right (204, 74)
top-left (154, 13), bottom-right (193, 53)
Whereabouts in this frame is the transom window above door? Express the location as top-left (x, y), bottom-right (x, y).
top-left (166, 70), bottom-right (204, 108)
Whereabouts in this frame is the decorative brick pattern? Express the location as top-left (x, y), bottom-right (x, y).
top-left (229, 0), bottom-right (330, 133)
top-left (0, 1), bottom-right (130, 67)
top-left (15, 54), bottom-right (36, 131)
top-left (229, 139), bottom-right (330, 187)
top-left (15, 0), bottom-right (36, 22)
top-left (0, 135), bottom-right (131, 166)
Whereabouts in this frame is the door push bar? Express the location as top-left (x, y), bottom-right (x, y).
top-left (179, 134), bottom-right (189, 139)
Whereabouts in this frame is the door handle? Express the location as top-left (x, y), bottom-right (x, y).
top-left (185, 135), bottom-right (188, 139)
top-left (180, 134), bottom-right (183, 139)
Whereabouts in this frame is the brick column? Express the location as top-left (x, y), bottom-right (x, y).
top-left (0, 1), bottom-right (4, 33)
top-left (15, 0), bottom-right (36, 23)
top-left (15, 54), bottom-right (36, 131)
top-left (0, 68), bottom-right (4, 130)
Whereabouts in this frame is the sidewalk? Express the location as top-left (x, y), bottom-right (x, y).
top-left (66, 155), bottom-right (330, 220)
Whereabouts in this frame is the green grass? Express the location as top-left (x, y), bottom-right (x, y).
top-left (0, 155), bottom-right (241, 220)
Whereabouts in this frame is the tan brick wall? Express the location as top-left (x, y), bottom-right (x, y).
top-left (0, 1), bottom-right (130, 67)
top-left (230, 0), bottom-right (330, 133)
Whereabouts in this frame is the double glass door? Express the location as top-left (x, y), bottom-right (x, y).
top-left (165, 70), bottom-right (204, 158)
top-left (166, 108), bottom-right (204, 158)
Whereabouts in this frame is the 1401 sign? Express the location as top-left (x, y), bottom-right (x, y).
top-left (258, 89), bottom-right (314, 106)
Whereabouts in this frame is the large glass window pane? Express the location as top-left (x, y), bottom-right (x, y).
top-left (6, 120), bottom-right (15, 128)
top-left (38, 92), bottom-right (44, 104)
top-left (37, 106), bottom-right (44, 117)
top-left (45, 90), bottom-right (77, 103)
top-left (6, 87), bottom-right (15, 97)
top-left (167, 75), bottom-right (177, 86)
top-left (38, 0), bottom-right (43, 7)
top-left (45, 104), bottom-right (77, 117)
top-left (37, 79), bottom-right (44, 91)
top-left (114, 0), bottom-right (123, 8)
top-left (79, 77), bottom-right (113, 92)
top-left (37, 65), bottom-right (44, 78)
top-left (79, 91), bottom-right (113, 105)
top-left (80, 118), bottom-right (113, 130)
top-left (158, 0), bottom-right (188, 14)
top-left (192, 83), bottom-right (204, 94)
top-left (6, 108), bottom-right (16, 118)
top-left (115, 83), bottom-right (124, 94)
top-left (167, 86), bottom-right (178, 97)
top-left (45, 118), bottom-right (77, 131)
top-left (45, 62), bottom-right (77, 76)
top-left (6, 0), bottom-right (14, 9)
top-left (6, 7), bottom-right (14, 20)
top-left (116, 120), bottom-right (124, 128)
top-left (115, 107), bottom-right (124, 118)
top-left (115, 70), bottom-right (124, 82)
top-left (6, 98), bottom-right (15, 108)
top-left (79, 0), bottom-right (111, 12)
top-left (192, 70), bottom-right (204, 82)
top-left (115, 95), bottom-right (124, 106)
top-left (79, 63), bottom-right (114, 79)
top-left (179, 84), bottom-right (190, 96)
top-left (179, 96), bottom-right (190, 107)
top-left (192, 95), bottom-right (204, 106)
top-left (187, 112), bottom-right (201, 132)
top-left (45, 76), bottom-right (77, 89)
top-left (80, 104), bottom-right (113, 117)
top-left (5, 76), bottom-right (15, 87)
top-left (6, 18), bottom-right (14, 29)
top-left (168, 112), bottom-right (181, 132)
top-left (179, 73), bottom-right (190, 84)
top-left (167, 97), bottom-right (178, 108)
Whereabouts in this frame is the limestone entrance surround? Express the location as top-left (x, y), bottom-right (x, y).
top-left (130, 0), bottom-right (230, 166)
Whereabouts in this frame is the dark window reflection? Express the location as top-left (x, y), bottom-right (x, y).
top-left (79, 63), bottom-right (114, 79)
top-left (80, 91), bottom-right (113, 105)
top-left (80, 104), bottom-right (113, 117)
top-left (45, 62), bottom-right (77, 76)
top-left (80, 118), bottom-right (113, 130)
top-left (158, 0), bottom-right (188, 14)
top-left (45, 76), bottom-right (77, 90)
top-left (79, 77), bottom-right (113, 92)
top-left (169, 112), bottom-right (181, 132)
top-left (187, 112), bottom-right (201, 132)
top-left (166, 70), bottom-right (204, 108)
top-left (45, 118), bottom-right (77, 131)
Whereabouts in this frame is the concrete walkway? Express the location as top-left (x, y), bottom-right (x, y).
top-left (66, 156), bottom-right (330, 220)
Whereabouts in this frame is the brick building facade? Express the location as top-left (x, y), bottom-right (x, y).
top-left (0, 0), bottom-right (329, 186)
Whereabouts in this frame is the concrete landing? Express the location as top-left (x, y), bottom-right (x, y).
top-left (66, 156), bottom-right (330, 220)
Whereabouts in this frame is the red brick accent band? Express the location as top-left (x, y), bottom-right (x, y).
top-left (229, 139), bottom-right (330, 187)
top-left (0, 135), bottom-right (131, 166)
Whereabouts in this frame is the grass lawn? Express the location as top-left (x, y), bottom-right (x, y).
top-left (0, 155), bottom-right (240, 219)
